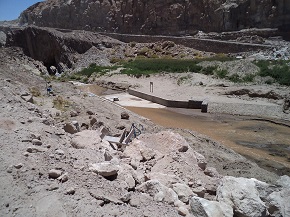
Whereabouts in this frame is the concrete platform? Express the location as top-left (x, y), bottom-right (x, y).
top-left (103, 93), bottom-right (165, 108)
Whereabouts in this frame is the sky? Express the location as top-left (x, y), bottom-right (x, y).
top-left (0, 0), bottom-right (43, 21)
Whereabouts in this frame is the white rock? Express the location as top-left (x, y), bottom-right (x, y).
top-left (129, 193), bottom-right (152, 208)
top-left (192, 186), bottom-right (206, 198)
top-left (125, 173), bottom-right (136, 189)
top-left (140, 147), bottom-right (156, 161)
top-left (136, 180), bottom-right (178, 205)
top-left (172, 183), bottom-right (195, 203)
top-left (70, 110), bottom-right (78, 117)
top-left (174, 200), bottom-right (186, 207)
top-left (71, 130), bottom-right (102, 149)
top-left (104, 151), bottom-right (113, 161)
top-left (276, 175), bottom-right (290, 188)
top-left (204, 167), bottom-right (220, 178)
top-left (130, 159), bottom-right (139, 170)
top-left (138, 131), bottom-right (190, 155)
top-left (154, 191), bottom-right (165, 202)
top-left (146, 172), bottom-right (184, 187)
top-left (178, 206), bottom-right (190, 216)
top-left (65, 187), bottom-right (75, 195)
top-left (190, 196), bottom-right (233, 217)
top-left (120, 192), bottom-right (132, 202)
top-left (216, 176), bottom-right (268, 217)
top-left (89, 162), bottom-right (119, 177)
top-left (193, 151), bottom-right (207, 170)
top-left (123, 140), bottom-right (143, 162)
top-left (266, 175), bottom-right (290, 217)
top-left (135, 170), bottom-right (145, 184)
top-left (57, 172), bottom-right (69, 182)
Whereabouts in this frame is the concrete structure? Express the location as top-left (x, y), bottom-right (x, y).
top-left (128, 88), bottom-right (208, 112)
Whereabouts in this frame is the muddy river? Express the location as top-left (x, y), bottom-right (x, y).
top-left (79, 84), bottom-right (290, 175)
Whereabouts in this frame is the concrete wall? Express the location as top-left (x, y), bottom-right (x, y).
top-left (128, 88), bottom-right (204, 110)
top-left (102, 33), bottom-right (273, 53)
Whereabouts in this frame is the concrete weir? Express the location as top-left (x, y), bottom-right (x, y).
top-left (128, 88), bottom-right (208, 112)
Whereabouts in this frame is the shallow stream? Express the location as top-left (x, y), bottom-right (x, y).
top-left (126, 106), bottom-right (290, 175)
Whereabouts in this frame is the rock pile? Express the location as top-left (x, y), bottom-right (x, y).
top-left (72, 129), bottom-right (290, 216)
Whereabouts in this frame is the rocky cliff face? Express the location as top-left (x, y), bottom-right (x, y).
top-left (3, 26), bottom-right (122, 72)
top-left (19, 0), bottom-right (290, 35)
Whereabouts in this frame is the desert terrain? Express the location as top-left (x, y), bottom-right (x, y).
top-left (1, 33), bottom-right (290, 216)
top-left (0, 0), bottom-right (290, 215)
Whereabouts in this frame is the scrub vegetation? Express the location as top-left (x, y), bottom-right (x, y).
top-left (69, 58), bottom-right (290, 86)
top-left (254, 60), bottom-right (290, 86)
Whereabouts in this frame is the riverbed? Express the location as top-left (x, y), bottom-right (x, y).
top-left (126, 106), bottom-right (290, 175)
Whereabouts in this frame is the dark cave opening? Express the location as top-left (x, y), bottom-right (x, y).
top-left (44, 58), bottom-right (58, 75)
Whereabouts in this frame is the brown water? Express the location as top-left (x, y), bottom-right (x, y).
top-left (126, 106), bottom-right (290, 171)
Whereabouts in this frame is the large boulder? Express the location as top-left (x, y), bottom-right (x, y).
top-left (216, 176), bottom-right (268, 217)
top-left (123, 140), bottom-right (144, 162)
top-left (145, 172), bottom-right (184, 188)
top-left (266, 176), bottom-right (290, 217)
top-left (89, 162), bottom-right (119, 177)
top-left (136, 180), bottom-right (179, 205)
top-left (172, 183), bottom-right (196, 204)
top-left (190, 196), bottom-right (233, 217)
top-left (117, 163), bottom-right (139, 188)
top-left (151, 152), bottom-right (216, 193)
top-left (138, 131), bottom-right (190, 155)
top-left (71, 130), bottom-right (102, 149)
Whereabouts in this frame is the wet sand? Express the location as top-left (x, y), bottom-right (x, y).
top-left (126, 106), bottom-right (290, 174)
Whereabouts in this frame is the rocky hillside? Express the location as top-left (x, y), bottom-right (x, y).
top-left (2, 26), bottom-right (123, 72)
top-left (20, 0), bottom-right (290, 35)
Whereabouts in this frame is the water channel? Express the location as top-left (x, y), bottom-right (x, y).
top-left (79, 84), bottom-right (290, 175)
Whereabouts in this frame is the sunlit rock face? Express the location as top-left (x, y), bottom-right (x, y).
top-left (19, 0), bottom-right (290, 35)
